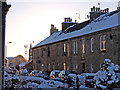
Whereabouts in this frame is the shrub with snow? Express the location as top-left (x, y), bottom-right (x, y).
top-left (94, 59), bottom-right (120, 89)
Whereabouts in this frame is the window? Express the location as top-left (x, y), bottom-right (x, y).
top-left (82, 40), bottom-right (85, 59)
top-left (34, 64), bottom-right (35, 70)
top-left (49, 64), bottom-right (51, 71)
top-left (100, 35), bottom-right (106, 51)
top-left (103, 35), bottom-right (106, 51)
top-left (82, 40), bottom-right (85, 53)
top-left (82, 63), bottom-right (85, 73)
top-left (73, 64), bottom-right (78, 72)
top-left (110, 34), bottom-right (113, 40)
top-left (41, 48), bottom-right (45, 57)
top-left (48, 47), bottom-right (50, 57)
top-left (91, 64), bottom-right (93, 73)
top-left (73, 41), bottom-right (77, 54)
top-left (91, 38), bottom-right (94, 52)
top-left (42, 64), bottom-right (44, 71)
top-left (67, 44), bottom-right (70, 56)
top-left (63, 63), bottom-right (66, 70)
top-left (41, 49), bottom-right (43, 57)
top-left (64, 43), bottom-right (66, 53)
top-left (63, 43), bottom-right (67, 56)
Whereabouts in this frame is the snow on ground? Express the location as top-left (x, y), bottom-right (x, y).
top-left (5, 59), bottom-right (120, 89)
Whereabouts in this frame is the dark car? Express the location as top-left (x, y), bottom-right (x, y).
top-left (36, 71), bottom-right (50, 80)
top-left (5, 67), bottom-right (12, 74)
top-left (81, 73), bottom-right (95, 88)
top-left (19, 69), bottom-right (29, 76)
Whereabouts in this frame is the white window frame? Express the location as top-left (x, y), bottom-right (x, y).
top-left (91, 38), bottom-right (94, 52)
top-left (100, 36), bottom-right (103, 51)
top-left (73, 41), bottom-right (75, 54)
top-left (91, 64), bottom-right (93, 73)
top-left (64, 43), bottom-right (66, 53)
top-left (73, 41), bottom-right (77, 54)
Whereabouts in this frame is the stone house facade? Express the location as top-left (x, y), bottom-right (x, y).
top-left (32, 7), bottom-right (120, 74)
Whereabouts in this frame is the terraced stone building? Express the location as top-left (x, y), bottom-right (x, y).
top-left (32, 6), bottom-right (120, 74)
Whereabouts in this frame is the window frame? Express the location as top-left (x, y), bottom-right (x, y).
top-left (91, 38), bottom-right (94, 53)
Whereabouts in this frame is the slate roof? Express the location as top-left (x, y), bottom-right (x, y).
top-left (33, 9), bottom-right (120, 49)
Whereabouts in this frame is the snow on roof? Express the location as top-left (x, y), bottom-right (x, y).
top-left (33, 9), bottom-right (120, 48)
top-left (33, 31), bottom-right (62, 48)
top-left (19, 62), bottom-right (28, 67)
top-left (7, 57), bottom-right (15, 60)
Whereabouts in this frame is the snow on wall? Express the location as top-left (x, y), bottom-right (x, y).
top-left (34, 9), bottom-right (120, 48)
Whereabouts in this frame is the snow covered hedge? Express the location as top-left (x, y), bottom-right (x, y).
top-left (94, 59), bottom-right (120, 89)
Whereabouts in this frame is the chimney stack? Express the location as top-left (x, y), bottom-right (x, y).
top-left (62, 17), bottom-right (77, 31)
top-left (50, 24), bottom-right (58, 35)
top-left (90, 6), bottom-right (109, 21)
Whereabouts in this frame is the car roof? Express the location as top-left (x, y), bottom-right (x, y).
top-left (81, 73), bottom-right (96, 76)
top-left (52, 70), bottom-right (60, 72)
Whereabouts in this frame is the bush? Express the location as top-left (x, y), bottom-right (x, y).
top-left (94, 59), bottom-right (120, 89)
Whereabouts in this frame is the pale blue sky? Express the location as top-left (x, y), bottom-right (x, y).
top-left (5, 0), bottom-right (119, 59)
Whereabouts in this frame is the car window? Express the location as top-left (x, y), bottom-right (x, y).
top-left (66, 71), bottom-right (70, 75)
top-left (55, 72), bottom-right (60, 77)
top-left (87, 76), bottom-right (94, 79)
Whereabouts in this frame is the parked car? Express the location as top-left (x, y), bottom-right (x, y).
top-left (5, 67), bottom-right (12, 74)
top-left (30, 70), bottom-right (40, 76)
top-left (51, 78), bottom-right (62, 82)
top-left (81, 73), bottom-right (95, 88)
top-left (19, 69), bottom-right (29, 76)
top-left (36, 71), bottom-right (50, 80)
top-left (59, 70), bottom-right (77, 81)
top-left (49, 70), bottom-right (60, 80)
top-left (59, 70), bottom-right (73, 81)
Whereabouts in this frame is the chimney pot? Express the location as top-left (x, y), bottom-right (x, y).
top-left (106, 8), bottom-right (109, 12)
top-left (91, 8), bottom-right (93, 11)
top-left (75, 20), bottom-right (77, 23)
top-left (104, 9), bottom-right (106, 12)
top-left (98, 8), bottom-right (100, 11)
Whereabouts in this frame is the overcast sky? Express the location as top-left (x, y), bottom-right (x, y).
top-left (5, 0), bottom-right (119, 59)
